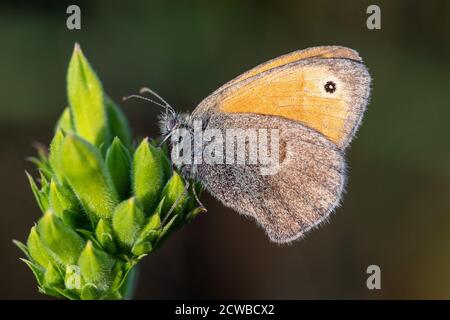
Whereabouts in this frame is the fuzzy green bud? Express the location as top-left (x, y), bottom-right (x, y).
top-left (37, 211), bottom-right (85, 266)
top-left (49, 180), bottom-right (84, 228)
top-left (55, 107), bottom-right (73, 133)
top-left (161, 171), bottom-right (189, 218)
top-left (95, 219), bottom-right (116, 253)
top-left (78, 241), bottom-right (116, 293)
top-left (27, 226), bottom-right (53, 268)
top-left (106, 137), bottom-right (131, 199)
top-left (132, 139), bottom-right (165, 214)
top-left (61, 134), bottom-right (119, 221)
top-left (112, 198), bottom-right (145, 249)
top-left (44, 262), bottom-right (64, 288)
top-left (67, 43), bottom-right (110, 147)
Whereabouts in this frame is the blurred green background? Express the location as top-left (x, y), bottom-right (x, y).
top-left (1, 0), bottom-right (450, 299)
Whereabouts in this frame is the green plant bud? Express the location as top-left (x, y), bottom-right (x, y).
top-left (49, 180), bottom-right (83, 228)
top-left (112, 198), bottom-right (145, 249)
top-left (49, 129), bottom-right (66, 184)
top-left (37, 211), bottom-right (85, 266)
top-left (106, 137), bottom-right (131, 199)
top-left (161, 171), bottom-right (189, 218)
top-left (132, 138), bottom-right (165, 214)
top-left (144, 209), bottom-right (162, 232)
top-left (44, 262), bottom-right (64, 288)
top-left (78, 241), bottom-right (116, 293)
top-left (26, 171), bottom-right (49, 214)
top-left (131, 240), bottom-right (152, 256)
top-left (55, 107), bottom-right (73, 133)
top-left (105, 97), bottom-right (132, 151)
top-left (27, 226), bottom-right (53, 268)
top-left (61, 134), bottom-right (119, 221)
top-left (67, 43), bottom-right (110, 147)
top-left (95, 219), bottom-right (116, 253)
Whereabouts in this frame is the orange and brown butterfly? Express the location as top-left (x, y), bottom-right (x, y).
top-left (155, 46), bottom-right (371, 243)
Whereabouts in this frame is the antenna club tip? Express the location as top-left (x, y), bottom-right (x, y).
top-left (139, 87), bottom-right (150, 94)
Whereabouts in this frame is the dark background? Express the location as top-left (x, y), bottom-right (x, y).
top-left (1, 0), bottom-right (450, 299)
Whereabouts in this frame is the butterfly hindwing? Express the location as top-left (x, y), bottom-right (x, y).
top-left (195, 113), bottom-right (345, 242)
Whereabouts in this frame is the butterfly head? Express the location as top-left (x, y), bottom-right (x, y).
top-left (158, 110), bottom-right (190, 137)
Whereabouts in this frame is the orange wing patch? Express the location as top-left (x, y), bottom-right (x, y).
top-left (219, 64), bottom-right (349, 145)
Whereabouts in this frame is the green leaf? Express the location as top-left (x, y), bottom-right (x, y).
top-left (95, 219), bottom-right (116, 253)
top-left (55, 107), bottom-right (73, 133)
top-left (61, 134), bottom-right (119, 221)
top-left (13, 240), bottom-right (30, 259)
top-left (112, 198), bottom-right (145, 249)
top-left (78, 241), bottom-right (116, 293)
top-left (26, 171), bottom-right (49, 213)
top-left (105, 97), bottom-right (132, 151)
top-left (67, 43), bottom-right (110, 147)
top-left (106, 137), bottom-right (131, 199)
top-left (37, 210), bottom-right (85, 266)
top-left (161, 171), bottom-right (189, 218)
top-left (132, 138), bottom-right (165, 214)
top-left (20, 259), bottom-right (45, 287)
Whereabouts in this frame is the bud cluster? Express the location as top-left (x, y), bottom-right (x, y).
top-left (14, 44), bottom-right (204, 299)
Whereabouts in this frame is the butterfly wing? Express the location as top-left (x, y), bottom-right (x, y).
top-left (196, 113), bottom-right (345, 243)
top-left (193, 46), bottom-right (371, 149)
top-left (189, 46), bottom-right (370, 242)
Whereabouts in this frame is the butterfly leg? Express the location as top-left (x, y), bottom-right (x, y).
top-left (191, 182), bottom-right (207, 212)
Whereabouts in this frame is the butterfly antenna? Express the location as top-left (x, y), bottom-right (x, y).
top-left (122, 94), bottom-right (175, 116)
top-left (140, 87), bottom-right (176, 116)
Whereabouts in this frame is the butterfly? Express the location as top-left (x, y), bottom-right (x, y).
top-left (133, 46), bottom-right (371, 243)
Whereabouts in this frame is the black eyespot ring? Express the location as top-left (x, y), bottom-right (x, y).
top-left (324, 81), bottom-right (337, 93)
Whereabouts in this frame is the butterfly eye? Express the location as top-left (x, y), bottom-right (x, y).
top-left (324, 81), bottom-right (337, 94)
